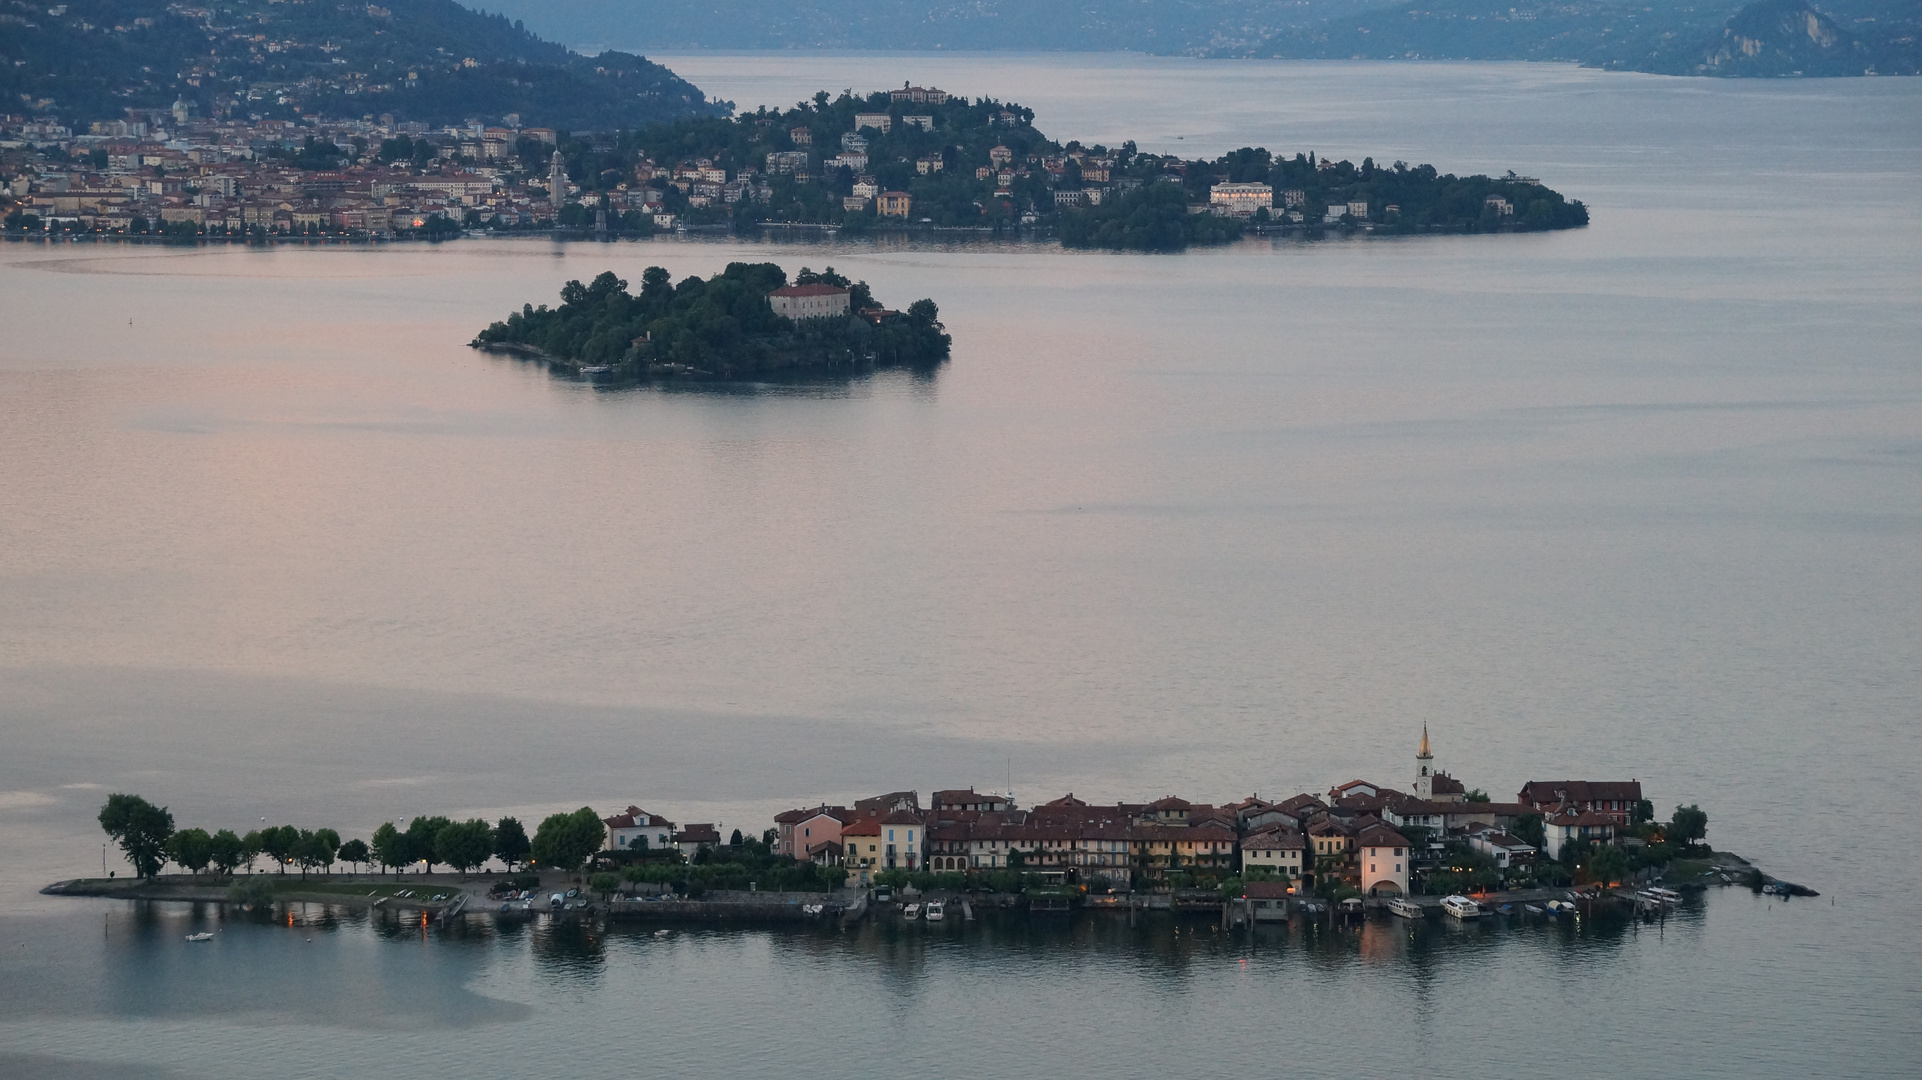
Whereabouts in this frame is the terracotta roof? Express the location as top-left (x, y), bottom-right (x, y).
top-left (604, 808), bottom-right (672, 829)
top-left (1431, 772), bottom-right (1466, 795)
top-left (1241, 830), bottom-right (1305, 851)
top-left (767, 283), bottom-right (850, 298)
top-left (675, 823), bottom-right (722, 844)
top-left (879, 809), bottom-right (924, 826)
top-left (1357, 824), bottom-right (1413, 850)
top-left (1242, 882), bottom-right (1292, 899)
top-left (1519, 780), bottom-right (1643, 805)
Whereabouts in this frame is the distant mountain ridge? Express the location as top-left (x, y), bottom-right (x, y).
top-left (0, 0), bottom-right (725, 129)
top-left (475, 0), bottom-right (1919, 76)
top-left (1238, 0), bottom-right (1920, 75)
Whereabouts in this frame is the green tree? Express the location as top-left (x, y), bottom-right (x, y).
top-left (494, 817), bottom-right (530, 871)
top-left (98, 794), bottom-right (175, 879)
top-left (1464, 789), bottom-right (1491, 803)
top-left (1632, 799), bottom-right (1655, 825)
top-left (165, 828), bottom-right (213, 876)
top-left (405, 816), bottom-right (454, 873)
top-left (1670, 804), bottom-right (1708, 849)
top-left (1589, 844), bottom-right (1630, 886)
top-left (530, 807), bottom-right (604, 873)
top-left (239, 830), bottom-right (264, 873)
top-left (313, 828), bottom-right (340, 874)
top-left (370, 822), bottom-right (406, 874)
top-left (208, 829), bottom-right (246, 876)
top-left (260, 825), bottom-right (299, 873)
top-left (588, 872), bottom-right (621, 902)
top-left (289, 829), bottom-right (338, 877)
top-left (1512, 813), bottom-right (1546, 850)
top-left (337, 838), bottom-right (371, 873)
top-left (435, 819), bottom-right (495, 878)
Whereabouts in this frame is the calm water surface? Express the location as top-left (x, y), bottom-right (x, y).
top-left (1, 57), bottom-right (1918, 1076)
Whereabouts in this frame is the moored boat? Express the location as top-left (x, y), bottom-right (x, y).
top-left (1440, 895), bottom-right (1481, 919)
top-left (925, 900), bottom-right (946, 922)
top-left (902, 902), bottom-right (921, 920)
top-left (1386, 897), bottom-right (1424, 919)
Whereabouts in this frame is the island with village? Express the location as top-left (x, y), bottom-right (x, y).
top-left (47, 728), bottom-right (1816, 940)
top-left (3, 83), bottom-right (1588, 252)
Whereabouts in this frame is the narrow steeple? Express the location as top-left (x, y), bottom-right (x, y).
top-left (1415, 724), bottom-right (1434, 800)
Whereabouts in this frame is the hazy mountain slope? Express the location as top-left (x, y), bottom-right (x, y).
top-left (468, 0), bottom-right (1917, 76)
top-left (1236, 0), bottom-right (1919, 73)
top-left (466, 0), bottom-right (1388, 53)
top-left (0, 0), bottom-right (723, 129)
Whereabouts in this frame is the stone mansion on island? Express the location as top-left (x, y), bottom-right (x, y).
top-left (604, 729), bottom-right (1649, 898)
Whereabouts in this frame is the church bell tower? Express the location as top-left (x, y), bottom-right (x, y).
top-left (1415, 724), bottom-right (1434, 801)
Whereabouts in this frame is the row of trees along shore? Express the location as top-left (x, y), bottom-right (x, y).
top-left (96, 794), bottom-right (611, 880)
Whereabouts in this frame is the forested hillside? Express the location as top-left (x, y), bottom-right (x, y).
top-left (0, 0), bottom-right (724, 129)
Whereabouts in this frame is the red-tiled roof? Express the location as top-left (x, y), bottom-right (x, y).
top-left (1357, 824), bottom-right (1412, 850)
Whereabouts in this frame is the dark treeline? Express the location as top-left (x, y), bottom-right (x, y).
top-left (95, 794), bottom-right (613, 880)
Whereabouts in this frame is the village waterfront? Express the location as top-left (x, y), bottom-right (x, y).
top-left (1, 57), bottom-right (1918, 1078)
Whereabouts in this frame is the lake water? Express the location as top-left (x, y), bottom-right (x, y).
top-left (2, 56), bottom-right (1918, 1077)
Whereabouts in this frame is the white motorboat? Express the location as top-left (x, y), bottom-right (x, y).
top-left (902, 902), bottom-right (921, 920)
top-left (925, 900), bottom-right (946, 922)
top-left (1440, 895), bottom-right (1482, 919)
top-left (185, 932), bottom-right (214, 942)
top-left (1386, 897), bottom-right (1424, 919)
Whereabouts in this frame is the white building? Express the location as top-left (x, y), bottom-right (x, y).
top-left (1358, 823), bottom-right (1412, 896)
top-left (1544, 811), bottom-right (1617, 861)
top-left (603, 806), bottom-right (675, 852)
top-left (1209, 182), bottom-right (1272, 216)
top-left (853, 112), bottom-right (891, 134)
top-left (767, 283), bottom-right (851, 320)
top-left (1468, 829), bottom-right (1536, 869)
top-left (1240, 828), bottom-right (1305, 881)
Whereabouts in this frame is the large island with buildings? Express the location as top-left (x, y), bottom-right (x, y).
top-left (60, 728), bottom-right (1798, 935)
top-left (3, 82), bottom-right (1587, 250)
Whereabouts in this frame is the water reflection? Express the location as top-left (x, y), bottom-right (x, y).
top-left (481, 346), bottom-right (948, 398)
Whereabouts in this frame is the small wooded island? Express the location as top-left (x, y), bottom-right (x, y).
top-left (472, 263), bottom-right (951, 378)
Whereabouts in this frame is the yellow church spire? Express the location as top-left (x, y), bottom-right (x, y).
top-left (1419, 723), bottom-right (1430, 758)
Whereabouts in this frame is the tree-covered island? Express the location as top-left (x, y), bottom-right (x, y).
top-left (549, 87), bottom-right (1588, 250)
top-left (472, 263), bottom-right (951, 379)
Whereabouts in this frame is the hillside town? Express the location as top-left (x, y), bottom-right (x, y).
top-left (1, 105), bottom-right (589, 236)
top-left (1, 82), bottom-right (1585, 245)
